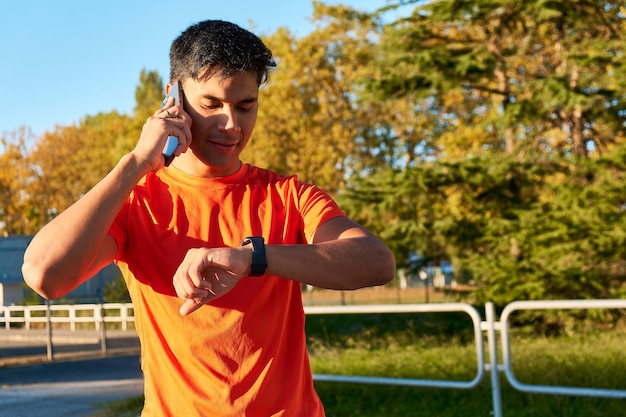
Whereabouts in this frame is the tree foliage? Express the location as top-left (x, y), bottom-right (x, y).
top-left (368, 0), bottom-right (626, 159)
top-left (335, 0), bottom-right (626, 304)
top-left (340, 145), bottom-right (626, 303)
top-left (243, 3), bottom-right (385, 193)
top-left (0, 72), bottom-right (150, 233)
top-left (0, 128), bottom-right (39, 235)
top-left (28, 111), bottom-right (133, 219)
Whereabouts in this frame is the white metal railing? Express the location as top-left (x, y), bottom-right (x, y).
top-left (1, 299), bottom-right (625, 417)
top-left (305, 300), bottom-right (626, 417)
top-left (0, 303), bottom-right (135, 331)
top-left (499, 299), bottom-right (626, 399)
top-left (306, 303), bottom-right (485, 389)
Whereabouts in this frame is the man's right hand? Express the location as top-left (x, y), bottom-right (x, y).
top-left (172, 246), bottom-right (252, 316)
top-left (133, 97), bottom-right (193, 172)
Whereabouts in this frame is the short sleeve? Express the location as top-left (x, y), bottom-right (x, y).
top-left (296, 182), bottom-right (345, 243)
top-left (108, 198), bottom-right (130, 261)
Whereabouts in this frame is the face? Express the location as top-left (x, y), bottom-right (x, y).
top-left (172, 72), bottom-right (259, 178)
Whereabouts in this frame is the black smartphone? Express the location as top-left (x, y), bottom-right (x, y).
top-left (161, 81), bottom-right (182, 166)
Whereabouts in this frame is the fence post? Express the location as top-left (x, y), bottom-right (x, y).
top-left (99, 303), bottom-right (107, 353)
top-left (45, 300), bottom-right (53, 361)
top-left (485, 302), bottom-right (503, 417)
top-left (120, 304), bottom-right (128, 331)
top-left (69, 305), bottom-right (75, 331)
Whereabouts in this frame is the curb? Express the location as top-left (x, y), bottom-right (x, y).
top-left (0, 346), bottom-right (141, 368)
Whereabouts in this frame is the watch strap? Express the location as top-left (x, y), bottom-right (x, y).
top-left (241, 236), bottom-right (267, 277)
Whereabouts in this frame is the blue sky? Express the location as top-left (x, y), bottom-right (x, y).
top-left (1, 0), bottom-right (398, 138)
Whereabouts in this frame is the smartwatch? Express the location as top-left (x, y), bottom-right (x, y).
top-left (241, 236), bottom-right (268, 277)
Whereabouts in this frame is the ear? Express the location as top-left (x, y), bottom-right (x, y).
top-left (165, 83), bottom-right (173, 95)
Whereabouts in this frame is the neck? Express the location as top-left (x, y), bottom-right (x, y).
top-left (170, 153), bottom-right (242, 178)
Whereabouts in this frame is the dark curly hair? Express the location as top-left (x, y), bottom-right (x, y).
top-left (169, 19), bottom-right (276, 86)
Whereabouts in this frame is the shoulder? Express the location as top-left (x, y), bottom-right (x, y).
top-left (245, 164), bottom-right (296, 183)
top-left (244, 164), bottom-right (306, 193)
top-left (243, 164), bottom-right (338, 206)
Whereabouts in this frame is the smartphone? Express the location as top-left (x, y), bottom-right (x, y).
top-left (161, 81), bottom-right (182, 166)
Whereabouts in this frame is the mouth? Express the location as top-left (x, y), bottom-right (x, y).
top-left (207, 140), bottom-right (238, 154)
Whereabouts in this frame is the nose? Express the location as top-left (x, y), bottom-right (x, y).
top-left (217, 106), bottom-right (241, 135)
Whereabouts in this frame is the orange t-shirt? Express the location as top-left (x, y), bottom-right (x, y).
top-left (108, 163), bottom-right (344, 417)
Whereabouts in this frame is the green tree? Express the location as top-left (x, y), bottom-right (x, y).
top-left (15, 70), bottom-right (159, 233)
top-left (472, 146), bottom-right (626, 304)
top-left (341, 144), bottom-right (626, 304)
top-left (0, 127), bottom-right (39, 235)
top-left (104, 275), bottom-right (131, 303)
top-left (368, 0), bottom-right (626, 159)
top-left (244, 3), bottom-right (385, 193)
top-left (134, 68), bottom-right (165, 121)
top-left (338, 0), bottom-right (626, 303)
top-left (28, 111), bottom-right (132, 225)
top-left (112, 69), bottom-right (164, 160)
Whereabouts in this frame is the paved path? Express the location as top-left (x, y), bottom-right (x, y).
top-left (0, 329), bottom-right (143, 416)
top-left (0, 328), bottom-right (140, 367)
top-left (0, 355), bottom-right (144, 417)
top-left (0, 377), bottom-right (144, 417)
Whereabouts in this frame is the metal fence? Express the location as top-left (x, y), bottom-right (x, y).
top-left (0, 302), bottom-right (135, 331)
top-left (306, 300), bottom-right (626, 417)
top-left (1, 299), bottom-right (625, 416)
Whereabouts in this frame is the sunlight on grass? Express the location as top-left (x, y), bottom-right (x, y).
top-left (310, 342), bottom-right (478, 382)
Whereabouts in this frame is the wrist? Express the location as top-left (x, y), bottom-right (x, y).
top-left (121, 152), bottom-right (154, 179)
top-left (241, 237), bottom-right (267, 277)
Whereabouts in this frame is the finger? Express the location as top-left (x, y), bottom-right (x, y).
top-left (186, 258), bottom-right (209, 287)
top-left (159, 107), bottom-right (179, 119)
top-left (159, 115), bottom-right (191, 148)
top-left (177, 276), bottom-right (209, 300)
top-left (179, 298), bottom-right (207, 316)
top-left (159, 123), bottom-right (189, 155)
top-left (155, 96), bottom-right (176, 116)
top-left (173, 264), bottom-right (206, 300)
top-left (166, 112), bottom-right (192, 155)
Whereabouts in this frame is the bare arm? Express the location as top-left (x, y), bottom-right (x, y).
top-left (266, 216), bottom-right (396, 290)
top-left (22, 100), bottom-right (192, 299)
top-left (173, 216), bottom-right (396, 315)
top-left (22, 154), bottom-right (149, 298)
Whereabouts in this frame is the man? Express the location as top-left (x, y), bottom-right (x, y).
top-left (23, 20), bottom-right (395, 416)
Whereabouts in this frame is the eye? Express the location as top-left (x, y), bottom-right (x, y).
top-left (237, 101), bottom-right (257, 112)
top-left (238, 105), bottom-right (254, 112)
top-left (203, 100), bottom-right (222, 109)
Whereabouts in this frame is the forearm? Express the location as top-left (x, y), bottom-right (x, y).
top-left (22, 153), bottom-right (150, 298)
top-left (265, 236), bottom-right (396, 290)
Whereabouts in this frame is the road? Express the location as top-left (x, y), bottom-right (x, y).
top-left (0, 330), bottom-right (143, 417)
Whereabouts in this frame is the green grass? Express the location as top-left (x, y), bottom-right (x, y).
top-left (311, 341), bottom-right (626, 416)
top-left (89, 312), bottom-right (626, 417)
top-left (89, 395), bottom-right (144, 417)
top-left (307, 312), bottom-right (626, 417)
